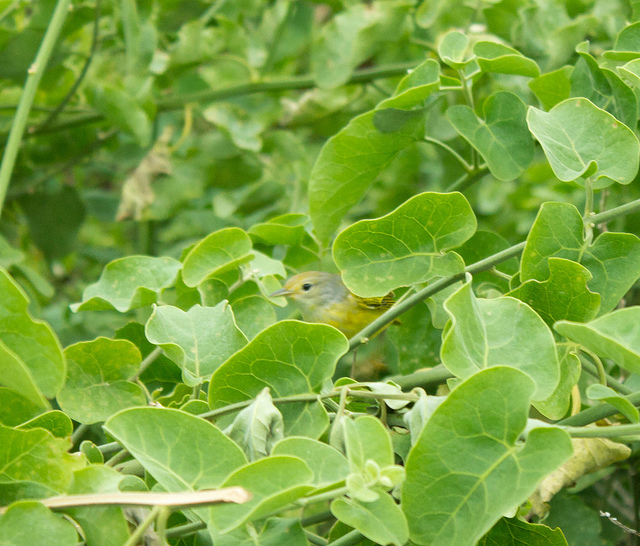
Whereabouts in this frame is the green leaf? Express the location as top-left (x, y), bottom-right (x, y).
top-left (0, 502), bottom-right (77, 546)
top-left (208, 456), bottom-right (314, 533)
top-left (309, 110), bottom-right (424, 242)
top-left (57, 338), bottom-right (146, 424)
top-left (521, 203), bottom-right (640, 313)
top-left (104, 407), bottom-right (247, 491)
top-left (209, 321), bottom-right (348, 438)
top-left (145, 302), bottom-right (248, 382)
top-left (447, 92), bottom-right (534, 181)
top-left (182, 228), bottom-right (253, 287)
top-left (604, 21), bottom-right (640, 61)
top-left (437, 30), bottom-right (470, 68)
top-left (378, 59), bottom-right (440, 110)
top-left (248, 213), bottom-right (313, 246)
top-left (87, 84), bottom-right (152, 146)
top-left (520, 203), bottom-right (583, 282)
top-left (229, 290), bottom-right (277, 340)
top-left (0, 235), bottom-right (24, 269)
top-left (529, 66), bottom-right (573, 110)
top-left (71, 256), bottom-right (182, 312)
top-left (441, 279), bottom-right (560, 405)
top-left (331, 492), bottom-right (409, 546)
top-left (272, 437), bottom-right (350, 488)
top-left (581, 232), bottom-right (640, 314)
top-left (333, 191), bottom-right (476, 297)
top-left (617, 58), bottom-right (640, 88)
top-left (555, 308), bottom-right (640, 375)
top-left (0, 425), bottom-right (85, 505)
top-left (18, 411), bottom-right (73, 438)
top-left (473, 41), bottom-right (540, 77)
top-left (402, 367), bottom-right (573, 546)
top-left (509, 258), bottom-right (600, 326)
top-left (0, 268), bottom-right (65, 399)
top-left (534, 345), bottom-right (581, 421)
top-left (225, 388), bottom-right (284, 461)
top-left (0, 389), bottom-right (42, 427)
top-left (344, 415), bottom-right (394, 471)
top-left (480, 517), bottom-right (568, 546)
top-left (526, 98), bottom-right (640, 185)
top-left (64, 466), bottom-right (131, 546)
top-left (586, 384), bottom-right (639, 423)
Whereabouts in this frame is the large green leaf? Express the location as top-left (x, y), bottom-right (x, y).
top-left (0, 425), bottom-right (85, 505)
top-left (441, 279), bottom-right (560, 405)
top-left (309, 110), bottom-right (424, 242)
top-left (474, 41), bottom-right (540, 78)
top-left (71, 256), bottom-right (182, 312)
top-left (402, 367), bottom-right (573, 546)
top-left (182, 228), bottom-right (253, 287)
top-left (272, 437), bottom-right (350, 488)
top-left (333, 192), bottom-right (476, 297)
top-left (527, 98), bottom-right (640, 185)
top-left (209, 321), bottom-right (348, 438)
top-left (331, 493), bottom-right (409, 546)
top-left (377, 59), bottom-right (440, 110)
top-left (0, 502), bottom-right (78, 546)
top-left (208, 456), bottom-right (314, 533)
top-left (447, 92), bottom-right (534, 181)
top-left (555, 308), bottom-right (640, 375)
top-left (145, 302), bottom-right (248, 383)
top-left (521, 203), bottom-right (640, 313)
top-left (64, 466), bottom-right (131, 546)
top-left (57, 338), bottom-right (146, 424)
top-left (534, 344), bottom-right (581, 421)
top-left (104, 407), bottom-right (247, 491)
top-left (509, 258), bottom-right (600, 326)
top-left (0, 269), bottom-right (65, 399)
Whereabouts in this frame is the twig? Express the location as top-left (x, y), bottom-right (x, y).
top-left (600, 511), bottom-right (640, 537)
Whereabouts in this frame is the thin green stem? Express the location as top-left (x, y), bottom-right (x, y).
top-left (123, 506), bottom-right (161, 546)
top-left (386, 364), bottom-right (453, 390)
top-left (165, 521), bottom-right (206, 539)
top-left (71, 423), bottom-right (89, 447)
top-left (581, 347), bottom-right (607, 386)
top-left (424, 136), bottom-right (471, 171)
top-left (589, 197), bottom-right (640, 226)
top-left (0, 0), bottom-right (21, 24)
top-left (301, 510), bottom-right (334, 527)
top-left (328, 529), bottom-right (366, 546)
top-left (30, 62), bottom-right (417, 137)
top-left (97, 441), bottom-right (121, 455)
top-left (445, 166), bottom-right (489, 192)
top-left (134, 347), bottom-right (163, 380)
top-left (458, 68), bottom-right (478, 169)
top-left (37, 0), bottom-right (101, 131)
top-left (580, 356), bottom-right (633, 395)
top-left (156, 506), bottom-right (171, 546)
top-left (558, 392), bottom-right (640, 426)
top-left (297, 487), bottom-right (349, 507)
top-left (105, 449), bottom-right (130, 468)
top-left (564, 423), bottom-right (640, 438)
top-left (0, 0), bottom-right (72, 217)
top-left (305, 530), bottom-right (329, 546)
top-left (347, 243), bottom-right (526, 351)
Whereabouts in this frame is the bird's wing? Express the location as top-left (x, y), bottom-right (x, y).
top-left (353, 292), bottom-right (395, 310)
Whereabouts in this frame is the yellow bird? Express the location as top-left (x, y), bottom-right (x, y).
top-left (269, 271), bottom-right (396, 339)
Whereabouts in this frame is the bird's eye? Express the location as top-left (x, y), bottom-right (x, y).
top-left (302, 283), bottom-right (312, 292)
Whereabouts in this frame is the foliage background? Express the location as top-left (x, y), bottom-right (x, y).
top-left (4, 0), bottom-right (640, 545)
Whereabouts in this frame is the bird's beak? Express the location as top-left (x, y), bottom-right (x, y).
top-left (269, 288), bottom-right (292, 298)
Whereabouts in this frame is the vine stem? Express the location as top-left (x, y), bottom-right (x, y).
top-left (423, 136), bottom-right (471, 171)
top-left (0, 0), bottom-right (72, 217)
top-left (328, 529), bottom-right (366, 546)
top-left (580, 347), bottom-right (607, 386)
top-left (30, 62), bottom-right (417, 137)
top-left (123, 506), bottom-right (161, 546)
top-left (564, 423), bottom-right (640, 438)
top-left (580, 356), bottom-right (633, 395)
top-left (558, 392), bottom-right (640, 427)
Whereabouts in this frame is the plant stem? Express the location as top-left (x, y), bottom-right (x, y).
top-left (165, 521), bottom-right (206, 538)
top-left (424, 136), bottom-right (471, 171)
top-left (97, 441), bottom-right (121, 455)
top-left (301, 510), bottom-right (334, 527)
top-left (580, 354), bottom-right (632, 394)
top-left (105, 449), bottom-right (130, 467)
top-left (581, 347), bottom-right (607, 386)
top-left (558, 392), bottom-right (640, 427)
top-left (564, 423), bottom-right (640, 438)
top-left (134, 347), bottom-right (163, 380)
top-left (305, 530), bottom-right (329, 546)
top-left (37, 0), bottom-right (102, 131)
top-left (328, 529), bottom-right (366, 546)
top-left (123, 506), bottom-right (161, 546)
top-left (386, 364), bottom-right (453, 390)
top-left (297, 487), bottom-right (349, 507)
top-left (0, 0), bottom-right (71, 217)
top-left (30, 62), bottom-right (417, 137)
top-left (71, 423), bottom-right (89, 447)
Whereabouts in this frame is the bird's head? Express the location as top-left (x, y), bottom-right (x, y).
top-left (269, 271), bottom-right (349, 311)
